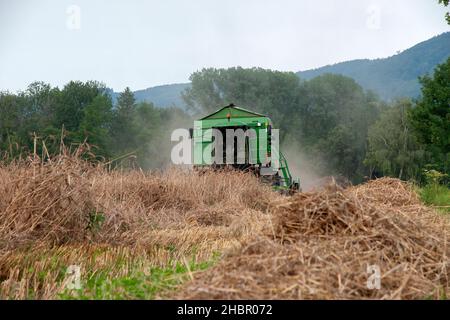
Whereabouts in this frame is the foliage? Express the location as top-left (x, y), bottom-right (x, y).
top-left (183, 67), bottom-right (300, 125)
top-left (87, 211), bottom-right (106, 232)
top-left (184, 69), bottom-right (383, 182)
top-left (294, 74), bottom-right (384, 181)
top-left (365, 99), bottom-right (427, 181)
top-left (409, 57), bottom-right (450, 174)
top-left (420, 185), bottom-right (450, 213)
top-left (297, 32), bottom-right (450, 101)
top-left (420, 169), bottom-right (450, 213)
top-left (439, 0), bottom-right (450, 24)
top-left (110, 87), bottom-right (140, 157)
top-left (0, 82), bottom-right (190, 169)
top-left (424, 169), bottom-right (448, 185)
top-left (78, 95), bottom-right (113, 158)
top-left (1, 56), bottom-right (448, 183)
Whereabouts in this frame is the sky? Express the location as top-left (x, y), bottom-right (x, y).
top-left (0, 0), bottom-right (449, 92)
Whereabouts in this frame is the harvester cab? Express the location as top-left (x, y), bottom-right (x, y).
top-left (191, 104), bottom-right (301, 193)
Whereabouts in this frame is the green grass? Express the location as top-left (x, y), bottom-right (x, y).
top-left (0, 244), bottom-right (221, 299)
top-left (419, 184), bottom-right (450, 214)
top-left (58, 254), bottom-right (219, 300)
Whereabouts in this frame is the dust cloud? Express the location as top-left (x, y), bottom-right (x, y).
top-left (281, 140), bottom-right (327, 192)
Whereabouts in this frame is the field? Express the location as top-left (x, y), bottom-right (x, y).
top-left (0, 148), bottom-right (449, 300)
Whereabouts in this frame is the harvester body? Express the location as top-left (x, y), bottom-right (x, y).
top-left (192, 104), bottom-right (300, 192)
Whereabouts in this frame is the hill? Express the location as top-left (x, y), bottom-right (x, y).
top-left (297, 32), bottom-right (450, 100)
top-left (110, 83), bottom-right (190, 108)
top-left (109, 33), bottom-right (450, 106)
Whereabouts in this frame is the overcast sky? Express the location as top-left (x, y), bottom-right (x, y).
top-left (1, 0), bottom-right (449, 92)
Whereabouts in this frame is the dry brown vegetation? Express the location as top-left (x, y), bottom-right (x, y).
top-left (0, 148), bottom-right (275, 299)
top-left (178, 179), bottom-right (449, 299)
top-left (0, 149), bottom-right (449, 299)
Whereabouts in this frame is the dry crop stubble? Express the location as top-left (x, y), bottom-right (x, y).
top-left (0, 150), bottom-right (277, 299)
top-left (0, 148), bottom-right (448, 299)
top-left (175, 179), bottom-right (450, 299)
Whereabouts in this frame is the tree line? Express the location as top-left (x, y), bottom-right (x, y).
top-left (1, 59), bottom-right (448, 184)
top-left (0, 81), bottom-right (188, 169)
top-left (183, 59), bottom-right (449, 184)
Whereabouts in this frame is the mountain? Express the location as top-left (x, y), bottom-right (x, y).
top-left (110, 83), bottom-right (190, 108)
top-left (111, 32), bottom-right (450, 107)
top-left (297, 32), bottom-right (450, 100)
top-left (133, 83), bottom-right (190, 108)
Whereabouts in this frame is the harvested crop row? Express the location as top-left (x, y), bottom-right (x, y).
top-left (0, 152), bottom-right (275, 252)
top-left (175, 179), bottom-right (450, 299)
top-left (0, 152), bottom-right (276, 299)
top-left (1, 151), bottom-right (448, 299)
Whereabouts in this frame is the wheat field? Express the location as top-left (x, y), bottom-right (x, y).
top-left (0, 148), bottom-right (448, 299)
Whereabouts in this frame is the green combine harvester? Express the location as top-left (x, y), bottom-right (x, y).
top-left (191, 104), bottom-right (300, 193)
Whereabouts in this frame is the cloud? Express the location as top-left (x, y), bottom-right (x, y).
top-left (0, 0), bottom-right (448, 92)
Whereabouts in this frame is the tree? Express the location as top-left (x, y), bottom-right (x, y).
top-left (438, 0), bottom-right (450, 24)
top-left (132, 102), bottom-right (163, 168)
top-left (0, 82), bottom-right (61, 156)
top-left (0, 81), bottom-right (190, 168)
top-left (293, 74), bottom-right (384, 182)
top-left (110, 87), bottom-right (139, 156)
top-left (0, 81), bottom-right (117, 158)
top-left (366, 99), bottom-right (426, 181)
top-left (54, 81), bottom-right (106, 132)
top-left (409, 58), bottom-right (450, 173)
top-left (0, 92), bottom-right (26, 157)
top-left (79, 95), bottom-right (113, 158)
top-left (25, 82), bottom-right (59, 132)
top-left (182, 67), bottom-right (300, 127)
top-left (183, 68), bottom-right (384, 182)
top-left (22, 82), bottom-right (61, 154)
top-left (116, 87), bottom-right (136, 117)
